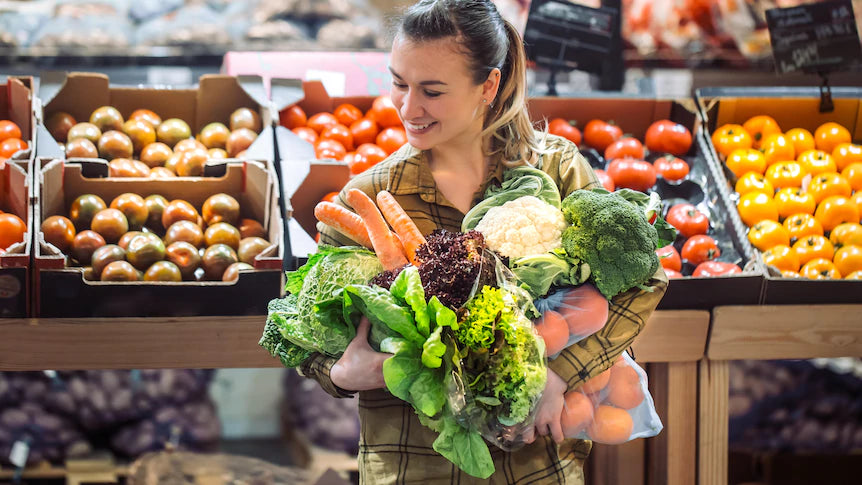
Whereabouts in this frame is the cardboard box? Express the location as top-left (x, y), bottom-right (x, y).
top-left (697, 87), bottom-right (862, 305)
top-left (0, 76), bottom-right (35, 317)
top-left (34, 160), bottom-right (284, 318)
top-left (528, 95), bottom-right (765, 309)
top-left (35, 72), bottom-right (275, 167)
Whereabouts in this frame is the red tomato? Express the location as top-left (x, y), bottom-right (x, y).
top-left (0, 121), bottom-right (22, 143)
top-left (664, 268), bottom-right (684, 278)
top-left (292, 127), bottom-right (318, 145)
top-left (320, 123), bottom-right (355, 152)
top-left (583, 119), bottom-right (623, 151)
top-left (692, 261), bottom-right (742, 277)
top-left (606, 159), bottom-right (656, 192)
top-left (656, 244), bottom-right (682, 272)
top-left (356, 143), bottom-right (388, 165)
top-left (307, 112), bottom-right (339, 134)
top-left (0, 138), bottom-right (27, 159)
top-left (348, 153), bottom-right (375, 175)
top-left (548, 118), bottom-right (582, 145)
top-left (369, 95), bottom-right (402, 128)
top-left (321, 191), bottom-right (339, 203)
top-left (279, 105), bottom-right (307, 130)
top-left (333, 103), bottom-right (363, 127)
top-left (604, 137), bottom-right (644, 161)
top-left (594, 169), bottom-right (615, 192)
top-left (376, 127), bottom-right (408, 155)
top-left (681, 235), bottom-right (720, 265)
top-left (350, 118), bottom-right (379, 146)
top-left (645, 120), bottom-right (692, 156)
top-left (654, 155), bottom-right (690, 181)
top-left (666, 203), bottom-right (709, 238)
top-left (314, 139), bottom-right (347, 160)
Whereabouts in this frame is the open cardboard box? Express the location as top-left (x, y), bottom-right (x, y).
top-left (35, 72), bottom-right (275, 169)
top-left (528, 95), bottom-right (765, 309)
top-left (0, 76), bottom-right (35, 317)
top-left (697, 87), bottom-right (862, 305)
top-left (34, 160), bottom-right (284, 318)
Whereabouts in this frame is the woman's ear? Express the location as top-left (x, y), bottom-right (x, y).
top-left (483, 68), bottom-right (502, 105)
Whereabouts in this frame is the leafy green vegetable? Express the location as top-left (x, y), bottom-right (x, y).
top-left (342, 284), bottom-right (425, 347)
top-left (432, 415), bottom-right (495, 479)
top-left (509, 248), bottom-right (591, 299)
top-left (259, 297), bottom-right (312, 367)
top-left (422, 325), bottom-right (446, 368)
top-left (613, 189), bottom-right (677, 248)
top-left (390, 264), bottom-right (431, 337)
top-left (462, 166), bottom-right (562, 231)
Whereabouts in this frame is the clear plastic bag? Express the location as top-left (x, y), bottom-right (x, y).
top-left (532, 284), bottom-right (609, 358)
top-left (561, 352), bottom-right (662, 444)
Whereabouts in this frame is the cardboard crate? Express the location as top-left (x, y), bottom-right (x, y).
top-left (697, 87), bottom-right (862, 305)
top-left (0, 76), bottom-right (35, 317)
top-left (528, 94), bottom-right (764, 309)
top-left (35, 72), bottom-right (275, 168)
top-left (34, 160), bottom-right (284, 318)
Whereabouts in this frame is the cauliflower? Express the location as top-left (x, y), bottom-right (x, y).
top-left (474, 195), bottom-right (566, 259)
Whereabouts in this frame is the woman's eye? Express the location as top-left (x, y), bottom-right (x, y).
top-left (424, 90), bottom-right (442, 98)
top-left (392, 81), bottom-right (408, 89)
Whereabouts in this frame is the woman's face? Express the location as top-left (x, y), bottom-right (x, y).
top-left (389, 36), bottom-right (493, 151)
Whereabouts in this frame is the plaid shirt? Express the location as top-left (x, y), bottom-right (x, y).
top-left (300, 134), bottom-right (669, 484)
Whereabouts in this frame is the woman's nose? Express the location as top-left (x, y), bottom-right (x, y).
top-left (399, 90), bottom-right (423, 120)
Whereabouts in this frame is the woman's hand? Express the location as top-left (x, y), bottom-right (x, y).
top-left (523, 369), bottom-right (568, 444)
top-left (330, 317), bottom-right (392, 392)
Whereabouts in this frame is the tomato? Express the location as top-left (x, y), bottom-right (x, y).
top-left (41, 215), bottom-right (77, 253)
top-left (742, 115), bottom-right (782, 149)
top-left (845, 270), bottom-right (862, 279)
top-left (785, 128), bottom-right (816, 155)
top-left (664, 268), bottom-right (684, 278)
top-left (807, 172), bottom-right (851, 204)
top-left (781, 270), bottom-right (802, 278)
top-left (829, 222), bottom-right (862, 248)
top-left (814, 122), bottom-right (851, 153)
top-left (762, 244), bottom-right (800, 272)
top-left (800, 258), bottom-right (841, 279)
top-left (334, 103), bottom-right (363, 127)
top-left (681, 235), bottom-right (720, 265)
top-left (656, 244), bottom-right (682, 272)
top-left (350, 118), bottom-right (380, 147)
top-left (0, 120), bottom-right (22, 143)
top-left (320, 123), bottom-right (355, 152)
top-left (796, 150), bottom-right (836, 176)
top-left (774, 188), bottom-right (816, 219)
top-left (348, 153), bottom-right (376, 175)
top-left (853, 192), bottom-right (862, 220)
top-left (376, 127), bottom-right (408, 155)
top-left (783, 213), bottom-right (824, 243)
top-left (644, 120), bottom-right (692, 156)
top-left (292, 126), bottom-right (318, 145)
top-left (606, 159), bottom-right (656, 192)
top-left (711, 124), bottom-right (753, 157)
top-left (725, 149), bottom-right (766, 178)
top-left (548, 118), bottom-right (582, 145)
top-left (314, 139), bottom-right (347, 160)
top-left (306, 112), bottom-right (339, 134)
top-left (666, 203), bottom-right (709, 238)
top-left (760, 133), bottom-right (795, 166)
top-left (841, 163), bottom-right (862, 191)
top-left (0, 212), bottom-right (26, 250)
top-left (0, 138), bottom-right (27, 159)
top-left (279, 105), bottom-right (307, 130)
top-left (654, 155), bottom-right (689, 182)
top-left (593, 169), bottom-right (614, 192)
top-left (735, 172), bottom-right (774, 197)
top-left (833, 244), bottom-right (862, 276)
top-left (583, 119), bottom-right (623, 152)
top-left (693, 261), bottom-right (742, 277)
top-left (747, 219), bottom-right (790, 252)
top-left (356, 143), bottom-right (388, 165)
top-left (793, 235), bottom-right (834, 266)
top-left (832, 143), bottom-right (862, 172)
top-left (765, 161), bottom-right (805, 190)
top-left (604, 137), bottom-right (644, 161)
top-left (815, 195), bottom-right (860, 232)
top-left (737, 191), bottom-right (779, 227)
top-left (369, 95), bottom-right (402, 128)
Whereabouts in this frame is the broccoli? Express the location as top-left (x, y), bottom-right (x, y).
top-left (561, 189), bottom-right (661, 298)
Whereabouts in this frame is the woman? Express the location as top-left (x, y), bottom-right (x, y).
top-left (301, 1), bottom-right (668, 483)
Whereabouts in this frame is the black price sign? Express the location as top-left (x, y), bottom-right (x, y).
top-left (523, 0), bottom-right (620, 75)
top-left (766, 0), bottom-right (862, 74)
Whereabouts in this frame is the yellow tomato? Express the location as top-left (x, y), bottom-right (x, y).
top-left (832, 143), bottom-right (862, 172)
top-left (743, 115), bottom-right (782, 149)
top-left (792, 234), bottom-right (834, 266)
top-left (735, 172), bottom-right (774, 197)
top-left (781, 270), bottom-right (802, 278)
top-left (761, 133), bottom-right (796, 166)
top-left (800, 258), bottom-right (841, 279)
top-left (852, 192), bottom-right (862, 219)
top-left (797, 149), bottom-right (837, 176)
top-left (774, 188), bottom-right (816, 219)
top-left (712, 124), bottom-right (753, 157)
top-left (807, 172), bottom-right (852, 204)
top-left (814, 195), bottom-right (860, 232)
top-left (829, 222), bottom-right (862, 248)
top-left (765, 161), bottom-right (805, 190)
top-left (762, 244), bottom-right (800, 272)
top-left (814, 122), bottom-right (852, 153)
top-left (785, 128), bottom-right (816, 154)
top-left (748, 220), bottom-right (790, 252)
top-left (783, 213), bottom-right (824, 242)
top-left (840, 162), bottom-right (862, 192)
top-left (845, 270), bottom-right (862, 280)
top-left (737, 191), bottom-right (779, 227)
top-left (726, 148), bottom-right (766, 177)
top-left (833, 244), bottom-right (862, 276)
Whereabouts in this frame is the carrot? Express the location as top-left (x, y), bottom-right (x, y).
top-left (313, 201), bottom-right (373, 249)
top-left (345, 188), bottom-right (408, 270)
top-left (376, 190), bottom-right (426, 264)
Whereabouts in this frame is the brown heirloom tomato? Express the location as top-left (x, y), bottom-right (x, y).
top-left (41, 215), bottom-right (76, 253)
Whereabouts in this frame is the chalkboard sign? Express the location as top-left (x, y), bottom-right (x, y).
top-left (523, 0), bottom-right (621, 76)
top-left (766, 0), bottom-right (862, 74)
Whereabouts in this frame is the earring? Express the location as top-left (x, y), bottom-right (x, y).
top-left (482, 99), bottom-right (487, 104)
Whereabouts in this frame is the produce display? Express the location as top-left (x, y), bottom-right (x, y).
top-left (262, 166), bottom-right (671, 477)
top-left (0, 119), bottom-right (28, 161)
top-left (45, 106), bottom-right (262, 177)
top-left (42, 192), bottom-right (271, 282)
top-left (282, 369), bottom-right (360, 455)
top-left (0, 402), bottom-right (92, 467)
top-left (110, 398), bottom-right (221, 458)
top-left (0, 209), bottom-right (27, 255)
top-left (279, 95), bottom-right (406, 175)
top-left (710, 116), bottom-right (862, 280)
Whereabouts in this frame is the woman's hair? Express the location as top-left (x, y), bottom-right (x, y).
top-left (397, 0), bottom-right (542, 166)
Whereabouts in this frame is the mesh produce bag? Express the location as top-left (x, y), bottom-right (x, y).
top-left (0, 402), bottom-right (91, 467)
top-left (110, 398), bottom-right (221, 458)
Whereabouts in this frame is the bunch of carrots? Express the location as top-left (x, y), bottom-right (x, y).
top-left (314, 189), bottom-right (425, 270)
